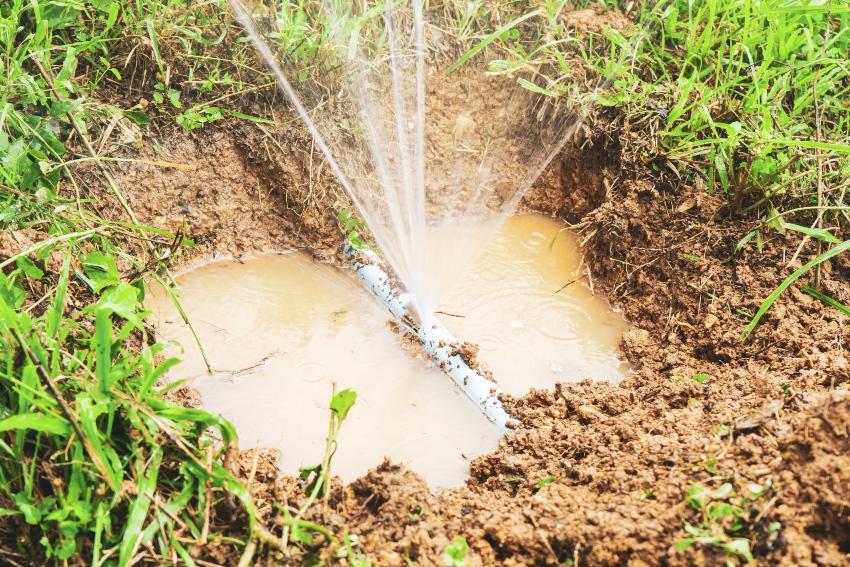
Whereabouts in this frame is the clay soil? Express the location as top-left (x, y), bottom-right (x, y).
top-left (74, 7), bottom-right (849, 565)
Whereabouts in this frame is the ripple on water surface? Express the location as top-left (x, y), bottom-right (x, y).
top-left (146, 214), bottom-right (629, 487)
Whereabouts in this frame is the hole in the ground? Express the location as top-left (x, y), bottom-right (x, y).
top-left (146, 213), bottom-right (628, 487)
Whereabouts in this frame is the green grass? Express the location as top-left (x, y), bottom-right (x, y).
top-left (588, 0), bottom-right (850, 333)
top-left (0, 2), bottom-right (264, 562)
top-left (674, 480), bottom-right (781, 563)
top-left (597, 0), bottom-right (850, 205)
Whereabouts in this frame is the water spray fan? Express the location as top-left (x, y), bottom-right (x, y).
top-left (231, 0), bottom-right (585, 428)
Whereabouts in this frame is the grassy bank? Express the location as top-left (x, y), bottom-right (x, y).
top-left (1, 0), bottom-right (848, 565)
top-left (0, 1), bottom-right (260, 563)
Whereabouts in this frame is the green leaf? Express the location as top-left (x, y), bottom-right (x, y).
top-left (713, 482), bottom-right (734, 499)
top-left (55, 538), bottom-right (76, 560)
top-left (708, 502), bottom-right (741, 520)
top-left (124, 110), bottom-right (151, 125)
top-left (16, 256), bottom-right (44, 279)
top-left (0, 413), bottom-right (71, 436)
top-left (0, 272), bottom-right (26, 309)
top-left (686, 485), bottom-right (707, 509)
top-left (47, 255), bottom-right (72, 337)
top-left (765, 206), bottom-right (785, 233)
top-left (784, 223), bottom-right (841, 244)
top-left (95, 283), bottom-right (141, 325)
top-left (331, 389), bottom-right (357, 421)
top-left (82, 251), bottom-right (120, 293)
top-left (442, 536), bottom-right (469, 566)
top-left (742, 239), bottom-right (850, 339)
top-left (118, 448), bottom-right (162, 566)
top-left (167, 89), bottom-right (182, 108)
top-left (692, 373), bottom-right (709, 384)
top-left (15, 492), bottom-right (42, 525)
top-left (517, 77), bottom-right (555, 97)
top-left (49, 99), bottom-right (78, 117)
top-left (802, 286), bottom-right (850, 316)
top-left (94, 309), bottom-right (112, 393)
top-left (723, 538), bottom-right (754, 562)
top-left (534, 475), bottom-right (557, 489)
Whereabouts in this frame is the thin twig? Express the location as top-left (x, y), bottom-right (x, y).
top-left (813, 67), bottom-right (825, 288)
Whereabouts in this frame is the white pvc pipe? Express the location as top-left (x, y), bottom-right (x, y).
top-left (347, 247), bottom-right (516, 431)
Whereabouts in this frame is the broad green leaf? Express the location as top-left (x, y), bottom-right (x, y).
top-left (686, 485), bottom-right (707, 509)
top-left (123, 110), bottom-right (151, 125)
top-left (96, 283), bottom-right (141, 325)
top-left (0, 413), bottom-right (71, 435)
top-left (16, 257), bottom-right (44, 279)
top-left (82, 251), bottom-right (120, 293)
top-left (330, 389), bottom-right (357, 421)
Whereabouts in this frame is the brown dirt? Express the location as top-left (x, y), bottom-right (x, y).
top-left (86, 111), bottom-right (850, 565)
top-left (70, 7), bottom-right (850, 566)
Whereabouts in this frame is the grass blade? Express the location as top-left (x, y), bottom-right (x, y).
top-left (784, 223), bottom-right (841, 244)
top-left (448, 10), bottom-right (541, 73)
top-left (94, 310), bottom-right (112, 394)
top-left (118, 448), bottom-right (162, 566)
top-left (0, 413), bottom-right (71, 435)
top-left (803, 286), bottom-right (850, 316)
top-left (742, 239), bottom-right (850, 339)
top-left (46, 254), bottom-right (71, 337)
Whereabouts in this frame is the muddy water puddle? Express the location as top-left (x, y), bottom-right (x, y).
top-left (147, 214), bottom-right (628, 487)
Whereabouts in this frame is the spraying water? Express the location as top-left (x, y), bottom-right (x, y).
top-left (229, 0), bottom-right (584, 316)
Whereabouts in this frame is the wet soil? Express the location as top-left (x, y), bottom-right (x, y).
top-left (70, 8), bottom-right (849, 566)
top-left (88, 110), bottom-right (850, 565)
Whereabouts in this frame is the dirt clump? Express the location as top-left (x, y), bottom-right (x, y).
top-left (776, 392), bottom-right (850, 565)
top-left (562, 4), bottom-right (633, 35)
top-left (86, 119), bottom-right (347, 267)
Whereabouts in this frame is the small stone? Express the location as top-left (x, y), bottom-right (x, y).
top-left (577, 404), bottom-right (606, 422)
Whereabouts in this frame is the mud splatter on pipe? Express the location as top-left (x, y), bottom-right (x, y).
top-left (347, 247), bottom-right (515, 431)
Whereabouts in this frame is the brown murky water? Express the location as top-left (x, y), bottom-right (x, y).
top-left (146, 214), bottom-right (628, 487)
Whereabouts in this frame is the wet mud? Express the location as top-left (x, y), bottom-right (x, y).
top-left (146, 215), bottom-right (628, 488)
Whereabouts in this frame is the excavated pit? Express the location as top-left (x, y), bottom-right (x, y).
top-left (91, 114), bottom-right (850, 565)
top-left (145, 213), bottom-right (629, 487)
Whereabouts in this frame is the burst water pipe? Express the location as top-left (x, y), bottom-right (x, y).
top-left (346, 246), bottom-right (516, 431)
